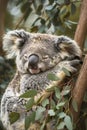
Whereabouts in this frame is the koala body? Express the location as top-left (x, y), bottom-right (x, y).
top-left (1, 30), bottom-right (82, 130)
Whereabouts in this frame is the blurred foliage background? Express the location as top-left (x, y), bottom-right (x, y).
top-left (5, 0), bottom-right (81, 36)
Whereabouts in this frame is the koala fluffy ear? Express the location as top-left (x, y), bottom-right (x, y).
top-left (3, 29), bottom-right (30, 59)
top-left (54, 35), bottom-right (82, 59)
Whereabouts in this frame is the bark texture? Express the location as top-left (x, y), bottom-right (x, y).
top-left (74, 0), bottom-right (87, 50)
top-left (70, 55), bottom-right (87, 122)
top-left (0, 0), bottom-right (8, 55)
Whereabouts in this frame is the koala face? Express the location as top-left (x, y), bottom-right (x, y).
top-left (3, 30), bottom-right (82, 74)
top-left (16, 32), bottom-right (62, 74)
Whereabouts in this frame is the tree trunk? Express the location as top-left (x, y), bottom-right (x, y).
top-left (70, 55), bottom-right (87, 122)
top-left (74, 0), bottom-right (87, 50)
top-left (0, 0), bottom-right (8, 56)
top-left (70, 0), bottom-right (87, 126)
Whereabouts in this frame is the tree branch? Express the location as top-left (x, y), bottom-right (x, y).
top-left (74, 0), bottom-right (87, 50)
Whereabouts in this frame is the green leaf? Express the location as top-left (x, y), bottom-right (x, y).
top-left (45, 5), bottom-right (53, 11)
top-left (55, 87), bottom-right (61, 99)
top-left (46, 86), bottom-right (55, 92)
top-left (32, 17), bottom-right (41, 26)
top-left (20, 90), bottom-right (37, 98)
top-left (36, 4), bottom-right (43, 15)
top-left (59, 5), bottom-right (69, 22)
top-left (64, 21), bottom-right (72, 29)
top-left (71, 3), bottom-right (76, 14)
top-left (56, 0), bottom-right (64, 4)
top-left (62, 67), bottom-right (71, 76)
top-left (57, 121), bottom-right (65, 129)
top-left (56, 102), bottom-right (65, 109)
top-left (68, 20), bottom-right (77, 25)
top-left (25, 112), bottom-right (36, 130)
top-left (25, 98), bottom-right (34, 110)
top-left (50, 99), bottom-right (56, 109)
top-left (64, 115), bottom-right (73, 130)
top-left (31, 26), bottom-right (38, 32)
top-left (42, 99), bottom-right (49, 107)
top-left (48, 0), bottom-right (54, 4)
top-left (48, 109), bottom-right (55, 116)
top-left (40, 120), bottom-right (46, 130)
top-left (40, 18), bottom-right (45, 25)
top-left (62, 89), bottom-right (70, 96)
top-left (9, 112), bottom-right (20, 124)
top-left (72, 99), bottom-right (78, 112)
top-left (24, 7), bottom-right (32, 21)
top-left (35, 106), bottom-right (46, 120)
top-left (38, 25), bottom-right (45, 33)
top-left (47, 73), bottom-right (60, 81)
top-left (58, 112), bottom-right (66, 119)
top-left (21, 2), bottom-right (29, 13)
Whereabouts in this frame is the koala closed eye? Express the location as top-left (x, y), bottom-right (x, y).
top-left (23, 54), bottom-right (28, 60)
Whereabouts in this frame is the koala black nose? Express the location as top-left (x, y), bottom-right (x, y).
top-left (28, 54), bottom-right (39, 69)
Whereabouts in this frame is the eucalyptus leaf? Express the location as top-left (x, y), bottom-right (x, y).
top-left (45, 5), bottom-right (53, 11)
top-left (20, 90), bottom-right (37, 98)
top-left (64, 115), bottom-right (73, 130)
top-left (55, 87), bottom-right (61, 99)
top-left (42, 99), bottom-right (49, 107)
top-left (72, 99), bottom-right (78, 112)
top-left (25, 98), bottom-right (34, 110)
top-left (40, 120), bottom-right (46, 130)
top-left (48, 109), bottom-right (55, 116)
top-left (21, 2), bottom-right (29, 13)
top-left (46, 86), bottom-right (55, 92)
top-left (56, 102), bottom-right (65, 109)
top-left (25, 112), bottom-right (36, 130)
top-left (9, 112), bottom-right (20, 124)
top-left (64, 21), bottom-right (72, 29)
top-left (35, 106), bottom-right (46, 120)
top-left (59, 5), bottom-right (68, 15)
top-left (24, 7), bottom-right (32, 21)
top-left (36, 4), bottom-right (43, 15)
top-left (57, 121), bottom-right (65, 129)
top-left (62, 89), bottom-right (70, 96)
top-left (47, 73), bottom-right (60, 81)
top-left (71, 3), bottom-right (76, 14)
top-left (58, 112), bottom-right (66, 119)
top-left (62, 67), bottom-right (71, 76)
top-left (38, 25), bottom-right (45, 33)
top-left (50, 99), bottom-right (56, 109)
top-left (56, 0), bottom-right (65, 4)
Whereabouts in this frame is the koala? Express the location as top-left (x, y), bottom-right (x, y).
top-left (1, 29), bottom-right (82, 130)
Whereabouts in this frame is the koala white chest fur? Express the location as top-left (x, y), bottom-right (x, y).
top-left (1, 30), bottom-right (82, 130)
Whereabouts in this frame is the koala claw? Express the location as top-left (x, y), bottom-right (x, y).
top-left (59, 59), bottom-right (81, 74)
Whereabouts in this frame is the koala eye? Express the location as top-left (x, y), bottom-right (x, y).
top-left (42, 55), bottom-right (49, 59)
top-left (24, 54), bottom-right (28, 60)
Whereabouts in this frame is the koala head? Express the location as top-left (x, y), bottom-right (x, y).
top-left (3, 29), bottom-right (82, 74)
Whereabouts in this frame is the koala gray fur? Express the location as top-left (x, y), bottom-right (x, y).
top-left (1, 29), bottom-right (82, 130)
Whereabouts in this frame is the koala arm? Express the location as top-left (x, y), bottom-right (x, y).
top-left (35, 58), bottom-right (81, 103)
top-left (1, 59), bottom-right (80, 130)
top-left (1, 71), bottom-right (27, 128)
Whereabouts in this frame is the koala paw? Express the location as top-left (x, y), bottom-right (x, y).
top-left (7, 97), bottom-right (27, 113)
top-left (59, 59), bottom-right (81, 74)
